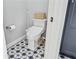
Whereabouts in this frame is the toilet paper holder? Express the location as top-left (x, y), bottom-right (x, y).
top-left (6, 24), bottom-right (16, 31)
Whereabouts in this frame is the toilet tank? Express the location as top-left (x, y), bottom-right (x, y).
top-left (32, 19), bottom-right (47, 28)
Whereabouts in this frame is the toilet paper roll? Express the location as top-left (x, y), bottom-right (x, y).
top-left (9, 25), bottom-right (16, 31)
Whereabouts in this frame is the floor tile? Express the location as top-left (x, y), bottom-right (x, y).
top-left (7, 39), bottom-right (71, 59)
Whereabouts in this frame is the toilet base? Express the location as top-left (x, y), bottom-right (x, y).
top-left (26, 35), bottom-right (41, 50)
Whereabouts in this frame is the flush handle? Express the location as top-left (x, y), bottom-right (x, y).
top-left (50, 17), bottom-right (53, 22)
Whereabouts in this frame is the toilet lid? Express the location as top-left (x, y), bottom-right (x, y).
top-left (27, 26), bottom-right (43, 38)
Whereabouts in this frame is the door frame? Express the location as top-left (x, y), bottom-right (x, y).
top-left (44, 0), bottom-right (68, 59)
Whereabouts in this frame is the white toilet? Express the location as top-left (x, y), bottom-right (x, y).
top-left (26, 19), bottom-right (47, 50)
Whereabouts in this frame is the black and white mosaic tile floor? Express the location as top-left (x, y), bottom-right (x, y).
top-left (7, 39), bottom-right (72, 59)
top-left (7, 39), bottom-right (45, 59)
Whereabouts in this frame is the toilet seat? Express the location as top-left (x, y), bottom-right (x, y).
top-left (26, 26), bottom-right (43, 39)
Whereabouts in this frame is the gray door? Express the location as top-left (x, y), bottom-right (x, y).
top-left (60, 0), bottom-right (76, 58)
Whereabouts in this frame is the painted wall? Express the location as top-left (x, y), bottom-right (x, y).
top-left (27, 0), bottom-right (49, 21)
top-left (3, 0), bottom-right (48, 45)
top-left (3, 0), bottom-right (30, 45)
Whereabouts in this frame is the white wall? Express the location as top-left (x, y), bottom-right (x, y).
top-left (27, 0), bottom-right (49, 21)
top-left (3, 0), bottom-right (48, 45)
top-left (3, 0), bottom-right (30, 45)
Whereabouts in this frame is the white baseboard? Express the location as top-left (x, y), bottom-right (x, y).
top-left (7, 35), bottom-right (26, 49)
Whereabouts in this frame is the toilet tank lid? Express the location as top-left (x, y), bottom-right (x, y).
top-left (32, 19), bottom-right (47, 21)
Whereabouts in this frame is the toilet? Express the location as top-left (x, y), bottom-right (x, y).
top-left (26, 19), bottom-right (47, 50)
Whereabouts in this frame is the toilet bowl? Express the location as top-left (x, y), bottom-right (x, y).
top-left (26, 18), bottom-right (47, 50)
top-left (26, 26), bottom-right (44, 50)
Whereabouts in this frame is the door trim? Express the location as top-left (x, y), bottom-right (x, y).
top-left (44, 0), bottom-right (68, 59)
